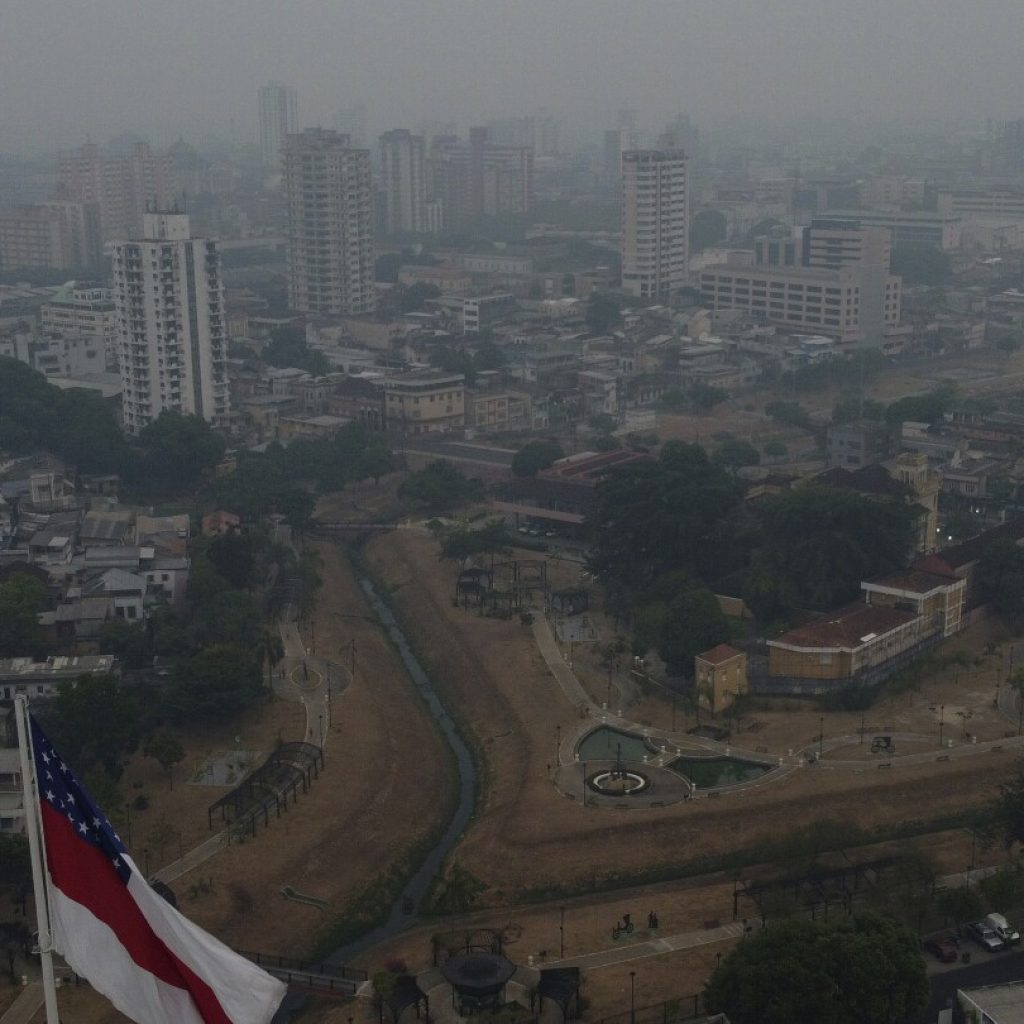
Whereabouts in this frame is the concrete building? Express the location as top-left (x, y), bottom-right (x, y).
top-left (258, 81), bottom-right (298, 171)
top-left (812, 210), bottom-right (962, 251)
top-left (283, 128), bottom-right (376, 316)
top-left (112, 211), bottom-right (229, 433)
top-left (0, 201), bottom-right (101, 272)
top-left (620, 149), bottom-right (689, 300)
top-left (379, 130), bottom-right (428, 235)
top-left (57, 142), bottom-right (174, 242)
top-left (694, 644), bottom-right (748, 715)
top-left (40, 280), bottom-right (119, 371)
top-left (604, 128), bottom-right (644, 186)
top-left (382, 370), bottom-right (465, 434)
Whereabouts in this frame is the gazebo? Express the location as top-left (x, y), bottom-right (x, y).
top-left (439, 952), bottom-right (517, 1015)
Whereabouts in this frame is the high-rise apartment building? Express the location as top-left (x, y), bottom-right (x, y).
top-left (620, 149), bottom-right (689, 300)
top-left (112, 211), bottom-right (229, 433)
top-left (0, 201), bottom-right (101, 272)
top-left (430, 129), bottom-right (532, 229)
top-left (379, 130), bottom-right (427, 235)
top-left (333, 104), bottom-right (367, 148)
top-left (41, 281), bottom-right (119, 371)
top-left (283, 129), bottom-right (375, 316)
top-left (258, 82), bottom-right (298, 170)
top-left (603, 128), bottom-right (644, 187)
top-left (57, 143), bottom-right (174, 242)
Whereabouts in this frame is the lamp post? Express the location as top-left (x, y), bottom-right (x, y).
top-left (629, 971), bottom-right (636, 1024)
top-left (555, 724), bottom-right (561, 768)
top-left (319, 713), bottom-right (324, 745)
top-left (559, 905), bottom-right (565, 959)
top-left (818, 716), bottom-right (824, 758)
top-left (938, 703), bottom-right (945, 746)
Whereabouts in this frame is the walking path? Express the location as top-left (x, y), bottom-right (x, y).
top-left (0, 985), bottom-right (42, 1024)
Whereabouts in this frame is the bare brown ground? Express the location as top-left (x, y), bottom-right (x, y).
top-left (365, 530), bottom-right (1014, 906)
top-left (58, 535), bottom-right (451, 1024)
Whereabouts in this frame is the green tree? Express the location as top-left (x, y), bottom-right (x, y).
top-left (587, 442), bottom-right (743, 609)
top-left (256, 627), bottom-right (286, 691)
top-left (263, 326), bottom-right (331, 376)
top-left (689, 383), bottom-right (727, 412)
top-left (96, 620), bottom-right (154, 670)
top-left (398, 460), bottom-right (485, 513)
top-left (585, 293), bottom-right (622, 335)
top-left (937, 885), bottom-right (984, 933)
top-left (511, 440), bottom-right (565, 477)
top-left (833, 396), bottom-right (887, 424)
top-left (986, 756), bottom-right (1024, 851)
top-left (746, 486), bottom-right (914, 615)
top-left (713, 438), bottom-right (761, 473)
top-left (0, 574), bottom-right (48, 657)
top-left (143, 731), bottom-right (185, 790)
top-left (763, 440), bottom-right (788, 461)
top-left (0, 835), bottom-right (30, 905)
top-left (764, 400), bottom-right (811, 429)
top-left (358, 444), bottom-right (395, 485)
top-left (167, 645), bottom-right (263, 724)
top-left (52, 675), bottom-right (138, 778)
top-left (205, 531), bottom-right (255, 590)
top-left (655, 584), bottom-right (730, 677)
top-left (130, 412), bottom-right (226, 496)
top-left (689, 209), bottom-right (728, 252)
top-left (704, 914), bottom-right (927, 1024)
top-left (978, 538), bottom-right (1024, 619)
top-left (886, 384), bottom-right (957, 426)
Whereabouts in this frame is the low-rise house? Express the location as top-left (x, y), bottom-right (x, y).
top-left (201, 510), bottom-right (240, 537)
top-left (278, 414), bottom-right (350, 442)
top-left (53, 593), bottom-right (114, 642)
top-left (84, 568), bottom-right (148, 622)
top-left (143, 556), bottom-right (189, 607)
top-left (0, 655), bottom-right (116, 701)
top-left (79, 509), bottom-right (135, 547)
top-left (694, 644), bottom-right (748, 714)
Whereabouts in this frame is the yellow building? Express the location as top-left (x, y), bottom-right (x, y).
top-left (693, 644), bottom-right (748, 715)
top-left (383, 371), bottom-right (465, 435)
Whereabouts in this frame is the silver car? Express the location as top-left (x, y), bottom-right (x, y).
top-left (968, 921), bottom-right (1005, 953)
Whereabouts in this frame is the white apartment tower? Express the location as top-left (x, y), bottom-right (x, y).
top-left (112, 211), bottom-right (229, 434)
top-left (284, 128), bottom-right (376, 315)
top-left (258, 82), bottom-right (298, 170)
top-left (620, 149), bottom-right (689, 300)
top-left (379, 130), bottom-right (427, 235)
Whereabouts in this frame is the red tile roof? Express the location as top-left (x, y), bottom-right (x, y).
top-left (770, 602), bottom-right (917, 652)
top-left (864, 568), bottom-right (959, 594)
top-left (696, 643), bottom-right (743, 666)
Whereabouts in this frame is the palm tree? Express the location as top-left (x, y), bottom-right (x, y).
top-left (257, 627), bottom-right (286, 692)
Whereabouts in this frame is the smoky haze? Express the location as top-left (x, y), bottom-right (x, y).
top-left (2, 0), bottom-right (1024, 151)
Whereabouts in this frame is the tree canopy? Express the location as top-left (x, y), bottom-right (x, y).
top-left (744, 486), bottom-right (915, 617)
top-left (704, 914), bottom-right (927, 1024)
top-left (0, 573), bottom-right (48, 657)
top-left (126, 412), bottom-right (226, 496)
top-left (263, 325), bottom-right (330, 376)
top-left (978, 538), bottom-right (1024, 620)
top-left (398, 460), bottom-right (485, 513)
top-left (885, 383), bottom-right (957, 426)
top-left (51, 674), bottom-right (138, 778)
top-left (713, 438), bottom-right (761, 473)
top-left (587, 443), bottom-right (743, 609)
top-left (891, 245), bottom-right (952, 286)
top-left (585, 293), bottom-right (622, 335)
top-left (166, 645), bottom-right (263, 723)
top-left (512, 440), bottom-right (565, 477)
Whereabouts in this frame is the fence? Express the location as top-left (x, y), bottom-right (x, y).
top-left (586, 993), bottom-right (711, 1024)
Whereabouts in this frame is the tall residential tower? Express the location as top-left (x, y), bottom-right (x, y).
top-left (379, 130), bottom-right (427, 235)
top-left (620, 149), bottom-right (689, 300)
top-left (258, 82), bottom-right (298, 171)
top-left (112, 211), bottom-right (229, 433)
top-left (283, 128), bottom-right (375, 315)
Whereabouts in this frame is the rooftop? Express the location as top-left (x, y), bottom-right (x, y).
top-left (770, 602), bottom-right (918, 652)
top-left (696, 643), bottom-right (744, 666)
top-left (864, 568), bottom-right (960, 594)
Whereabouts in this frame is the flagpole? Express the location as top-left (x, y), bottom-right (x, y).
top-left (14, 697), bottom-right (61, 1024)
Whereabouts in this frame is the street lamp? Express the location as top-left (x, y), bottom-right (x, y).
top-left (559, 905), bottom-right (565, 959)
top-left (629, 971), bottom-right (636, 1024)
top-left (939, 703), bottom-right (945, 746)
top-left (818, 716), bottom-right (824, 758)
top-left (319, 713), bottom-right (324, 745)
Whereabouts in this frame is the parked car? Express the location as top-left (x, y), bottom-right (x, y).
top-left (924, 935), bottom-right (959, 963)
top-left (967, 920), bottom-right (1005, 952)
top-left (986, 913), bottom-right (1021, 946)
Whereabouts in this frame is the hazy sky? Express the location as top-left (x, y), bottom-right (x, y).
top-left (2, 0), bottom-right (1023, 153)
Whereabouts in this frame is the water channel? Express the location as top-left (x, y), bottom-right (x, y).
top-left (321, 575), bottom-right (478, 965)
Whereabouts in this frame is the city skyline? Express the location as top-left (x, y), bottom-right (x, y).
top-left (3, 0), bottom-right (1024, 154)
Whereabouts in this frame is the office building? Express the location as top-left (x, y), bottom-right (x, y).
top-left (699, 226), bottom-right (902, 348)
top-left (56, 142), bottom-right (174, 242)
top-left (604, 128), bottom-right (644, 186)
top-left (258, 82), bottom-right (298, 170)
top-left (112, 211), bottom-right (229, 433)
top-left (382, 370), bottom-right (465, 434)
top-left (379, 130), bottom-right (427, 235)
top-left (0, 201), bottom-right (101, 272)
top-left (620, 149), bottom-right (689, 300)
top-left (812, 211), bottom-right (961, 251)
top-left (41, 281), bottom-right (119, 370)
top-left (283, 128), bottom-right (375, 315)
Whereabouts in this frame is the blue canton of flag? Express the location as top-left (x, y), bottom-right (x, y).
top-left (30, 717), bottom-right (132, 883)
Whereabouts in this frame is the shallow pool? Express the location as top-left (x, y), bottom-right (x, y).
top-left (577, 726), bottom-right (654, 763)
top-left (669, 757), bottom-right (771, 788)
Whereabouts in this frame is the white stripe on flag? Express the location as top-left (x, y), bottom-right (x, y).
top-left (125, 856), bottom-right (286, 1024)
top-left (48, 881), bottom-right (206, 1024)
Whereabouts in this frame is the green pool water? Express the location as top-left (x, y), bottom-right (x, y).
top-left (669, 757), bottom-right (771, 788)
top-left (577, 727), bottom-right (653, 762)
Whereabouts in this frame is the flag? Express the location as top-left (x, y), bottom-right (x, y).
top-left (29, 715), bottom-right (286, 1024)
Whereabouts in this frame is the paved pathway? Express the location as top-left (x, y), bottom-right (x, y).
top-left (0, 984), bottom-right (42, 1024)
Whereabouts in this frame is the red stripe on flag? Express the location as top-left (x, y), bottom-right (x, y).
top-left (41, 802), bottom-right (232, 1024)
